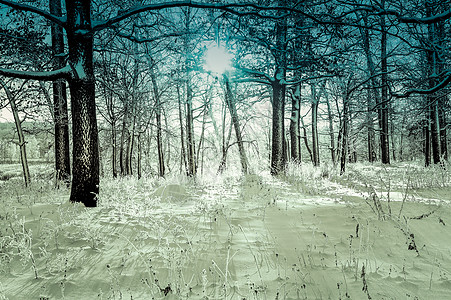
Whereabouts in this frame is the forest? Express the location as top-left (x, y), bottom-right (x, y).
top-left (0, 0), bottom-right (450, 299)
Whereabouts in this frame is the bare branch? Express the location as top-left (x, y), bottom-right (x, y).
top-left (0, 65), bottom-right (72, 81)
top-left (0, 0), bottom-right (66, 27)
top-left (393, 72), bottom-right (451, 98)
top-left (93, 1), bottom-right (322, 32)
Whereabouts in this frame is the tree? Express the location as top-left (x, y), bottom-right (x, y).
top-left (50, 0), bottom-right (70, 186)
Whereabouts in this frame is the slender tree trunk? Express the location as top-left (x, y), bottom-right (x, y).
top-left (119, 107), bottom-right (128, 176)
top-left (426, 4), bottom-right (441, 164)
top-left (50, 0), bottom-right (71, 187)
top-left (380, 1), bottom-right (390, 164)
top-left (290, 84), bottom-right (301, 163)
top-left (224, 74), bottom-right (249, 174)
top-left (137, 133), bottom-right (142, 179)
top-left (360, 13), bottom-right (378, 163)
top-left (150, 71), bottom-right (165, 177)
top-left (325, 93), bottom-right (336, 165)
top-left (0, 81), bottom-right (31, 186)
top-left (300, 113), bottom-right (313, 163)
top-left (186, 83), bottom-right (196, 177)
top-left (340, 95), bottom-right (349, 175)
top-left (66, 0), bottom-right (99, 207)
top-left (311, 85), bottom-right (320, 167)
top-left (177, 84), bottom-right (187, 174)
top-left (111, 119), bottom-right (117, 178)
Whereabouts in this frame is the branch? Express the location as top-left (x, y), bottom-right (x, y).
top-left (393, 72), bottom-right (451, 98)
top-left (0, 66), bottom-right (72, 81)
top-left (0, 0), bottom-right (66, 27)
top-left (93, 1), bottom-right (321, 31)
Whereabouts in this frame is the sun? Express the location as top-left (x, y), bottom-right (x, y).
top-left (204, 46), bottom-right (233, 74)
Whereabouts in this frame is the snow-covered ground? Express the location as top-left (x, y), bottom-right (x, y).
top-left (0, 161), bottom-right (450, 299)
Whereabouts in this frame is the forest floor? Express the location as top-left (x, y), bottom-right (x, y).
top-left (0, 161), bottom-right (450, 299)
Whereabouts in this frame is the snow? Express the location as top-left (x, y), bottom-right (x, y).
top-left (0, 161), bottom-right (450, 299)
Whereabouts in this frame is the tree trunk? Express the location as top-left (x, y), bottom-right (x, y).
top-left (151, 74), bottom-right (165, 177)
top-left (290, 84), bottom-right (301, 163)
top-left (137, 133), bottom-right (142, 179)
top-left (177, 84), bottom-right (187, 174)
top-left (186, 82), bottom-right (196, 177)
top-left (66, 0), bottom-right (99, 207)
top-left (119, 107), bottom-right (128, 176)
top-left (380, 1), bottom-right (390, 164)
top-left (311, 85), bottom-right (320, 167)
top-left (426, 5), bottom-right (441, 164)
top-left (1, 81), bottom-right (31, 187)
top-left (224, 74), bottom-right (249, 174)
top-left (340, 95), bottom-right (349, 175)
top-left (111, 119), bottom-right (117, 178)
top-left (270, 0), bottom-right (287, 175)
top-left (50, 0), bottom-right (70, 187)
top-left (360, 12), bottom-right (378, 163)
top-left (325, 92), bottom-right (336, 165)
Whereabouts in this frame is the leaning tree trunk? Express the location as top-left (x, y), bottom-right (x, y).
top-left (50, 0), bottom-right (70, 187)
top-left (1, 81), bottom-right (31, 187)
top-left (224, 74), bottom-right (249, 174)
top-left (66, 0), bottom-right (99, 207)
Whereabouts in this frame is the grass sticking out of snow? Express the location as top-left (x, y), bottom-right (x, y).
top-left (0, 161), bottom-right (450, 299)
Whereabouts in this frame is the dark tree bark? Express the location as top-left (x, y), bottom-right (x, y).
top-left (360, 12), bottom-right (378, 163)
top-left (340, 95), bottom-right (349, 175)
top-left (177, 84), bottom-right (188, 174)
top-left (270, 0), bottom-right (287, 175)
top-left (380, 0), bottom-right (390, 164)
top-left (311, 85), bottom-right (320, 167)
top-left (66, 0), bottom-right (99, 207)
top-left (290, 84), bottom-right (301, 163)
top-left (152, 71), bottom-right (165, 177)
top-left (50, 0), bottom-right (70, 187)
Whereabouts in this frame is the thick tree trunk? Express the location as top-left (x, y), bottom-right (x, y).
top-left (270, 0), bottom-right (287, 175)
top-left (224, 74), bottom-right (249, 174)
top-left (66, 0), bottom-right (99, 207)
top-left (50, 0), bottom-right (70, 187)
top-left (271, 80), bottom-right (286, 175)
top-left (290, 84), bottom-right (301, 163)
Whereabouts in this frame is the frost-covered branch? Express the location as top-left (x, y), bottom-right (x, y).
top-left (393, 72), bottom-right (451, 98)
top-left (0, 66), bottom-right (72, 81)
top-left (0, 0), bottom-right (66, 27)
top-left (93, 1), bottom-right (321, 32)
